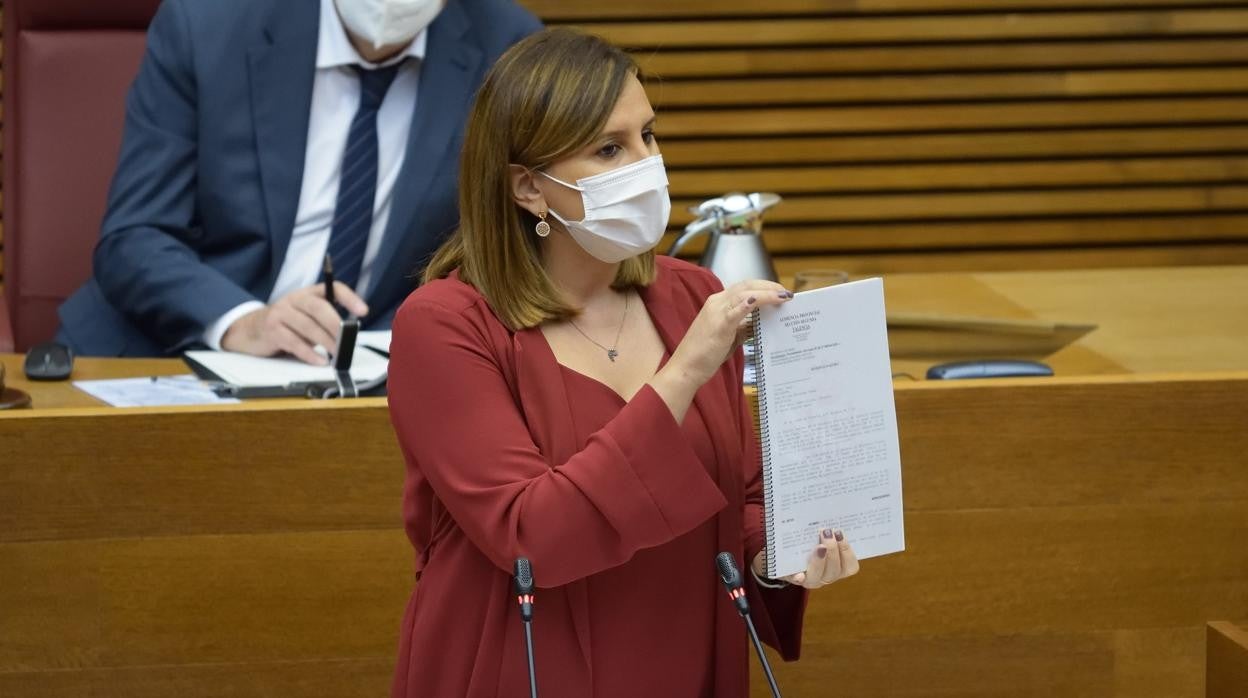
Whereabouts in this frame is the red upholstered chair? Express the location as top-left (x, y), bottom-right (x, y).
top-left (1, 0), bottom-right (160, 351)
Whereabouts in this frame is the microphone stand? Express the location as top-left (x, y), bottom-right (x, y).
top-left (716, 551), bottom-right (782, 698)
top-left (514, 557), bottom-right (538, 698)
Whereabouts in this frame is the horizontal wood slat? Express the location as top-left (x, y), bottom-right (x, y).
top-left (657, 97), bottom-right (1248, 136)
top-left (670, 185), bottom-right (1248, 224)
top-left (5, 503), bottom-right (1243, 671)
top-left (0, 530), bottom-right (412, 670)
top-left (758, 627), bottom-right (1203, 698)
top-left (658, 126), bottom-right (1248, 166)
top-left (638, 39), bottom-right (1248, 78)
top-left (802, 502), bottom-right (1248, 636)
top-left (0, 659), bottom-right (394, 698)
top-left (649, 67), bottom-right (1248, 107)
top-left (527, 0), bottom-right (1248, 20)
top-left (668, 156), bottom-right (1248, 195)
top-left (766, 243), bottom-right (1248, 274)
top-left (579, 10), bottom-right (1248, 48)
top-left (0, 404), bottom-right (404, 543)
top-left (694, 215), bottom-right (1248, 253)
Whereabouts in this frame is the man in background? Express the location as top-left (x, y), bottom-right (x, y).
top-left (58, 0), bottom-right (541, 363)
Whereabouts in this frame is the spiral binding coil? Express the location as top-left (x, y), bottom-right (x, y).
top-left (751, 308), bottom-right (780, 579)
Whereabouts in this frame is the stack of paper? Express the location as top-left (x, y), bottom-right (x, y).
top-left (74, 375), bottom-right (240, 407)
top-left (184, 345), bottom-right (388, 389)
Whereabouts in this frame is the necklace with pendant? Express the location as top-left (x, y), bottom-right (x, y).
top-left (568, 292), bottom-right (629, 362)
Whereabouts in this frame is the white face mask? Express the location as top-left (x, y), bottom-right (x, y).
top-left (539, 155), bottom-right (672, 264)
top-left (335, 0), bottom-right (442, 51)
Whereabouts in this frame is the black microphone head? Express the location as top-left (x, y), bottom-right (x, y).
top-left (514, 556), bottom-right (534, 595)
top-left (716, 551), bottom-right (742, 589)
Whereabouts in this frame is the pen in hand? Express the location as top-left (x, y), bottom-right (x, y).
top-left (322, 253), bottom-right (337, 310)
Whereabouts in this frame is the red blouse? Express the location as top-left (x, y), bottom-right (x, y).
top-left (387, 256), bottom-right (806, 698)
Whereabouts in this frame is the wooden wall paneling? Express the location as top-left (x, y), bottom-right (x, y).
top-left (0, 530), bottom-right (412, 670)
top-left (536, 3), bottom-right (1248, 272)
top-left (3, 372), bottom-right (1246, 697)
top-left (744, 373), bottom-right (1248, 698)
top-left (0, 402), bottom-right (405, 542)
top-left (752, 626), bottom-right (1208, 698)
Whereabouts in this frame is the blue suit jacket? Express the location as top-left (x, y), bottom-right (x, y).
top-left (58, 0), bottom-right (541, 356)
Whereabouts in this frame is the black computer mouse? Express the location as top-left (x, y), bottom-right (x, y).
top-left (24, 341), bottom-right (75, 381)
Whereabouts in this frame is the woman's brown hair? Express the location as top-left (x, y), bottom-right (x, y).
top-left (422, 28), bottom-right (656, 330)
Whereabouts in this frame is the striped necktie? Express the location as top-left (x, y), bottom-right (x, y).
top-left (326, 62), bottom-right (403, 291)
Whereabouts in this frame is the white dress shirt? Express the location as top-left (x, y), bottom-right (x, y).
top-left (204, 0), bottom-right (427, 349)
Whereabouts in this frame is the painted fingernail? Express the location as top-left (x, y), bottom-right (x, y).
top-left (834, 530), bottom-right (845, 542)
top-left (817, 547), bottom-right (828, 559)
top-left (823, 528), bottom-right (834, 539)
top-left (747, 296), bottom-right (757, 305)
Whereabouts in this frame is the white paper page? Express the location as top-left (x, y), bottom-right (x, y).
top-left (184, 346), bottom-right (388, 388)
top-left (74, 376), bottom-right (240, 407)
top-left (755, 277), bottom-right (904, 577)
top-left (357, 330), bottom-right (392, 355)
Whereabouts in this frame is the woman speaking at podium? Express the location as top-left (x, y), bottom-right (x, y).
top-left (386, 28), bottom-right (859, 697)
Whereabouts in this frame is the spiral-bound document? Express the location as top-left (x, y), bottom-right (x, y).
top-left (754, 278), bottom-right (905, 579)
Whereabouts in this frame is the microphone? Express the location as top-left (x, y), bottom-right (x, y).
top-left (513, 557), bottom-right (538, 698)
top-left (514, 557), bottom-right (535, 621)
top-left (715, 552), bottom-right (783, 698)
top-left (716, 550), bottom-right (751, 616)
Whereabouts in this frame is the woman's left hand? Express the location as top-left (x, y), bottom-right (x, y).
top-left (752, 528), bottom-right (860, 590)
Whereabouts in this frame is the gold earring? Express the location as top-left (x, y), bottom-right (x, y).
top-left (535, 211), bottom-right (551, 238)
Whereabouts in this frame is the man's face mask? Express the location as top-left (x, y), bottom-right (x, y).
top-left (335, 0), bottom-right (443, 51)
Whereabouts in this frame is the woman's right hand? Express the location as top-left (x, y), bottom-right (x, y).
top-left (649, 279), bottom-right (792, 421)
top-left (671, 279), bottom-right (792, 387)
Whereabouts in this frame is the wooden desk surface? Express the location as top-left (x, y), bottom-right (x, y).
top-left (878, 264), bottom-right (1248, 377)
top-left (1, 355), bottom-right (202, 410)
top-left (3, 265), bottom-right (1244, 413)
top-left (778, 264), bottom-right (1248, 378)
top-left (0, 354), bottom-right (387, 412)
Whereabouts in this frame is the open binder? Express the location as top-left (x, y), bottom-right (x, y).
top-left (184, 320), bottom-right (388, 398)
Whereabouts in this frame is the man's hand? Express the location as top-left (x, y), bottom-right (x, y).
top-left (221, 282), bottom-right (368, 365)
